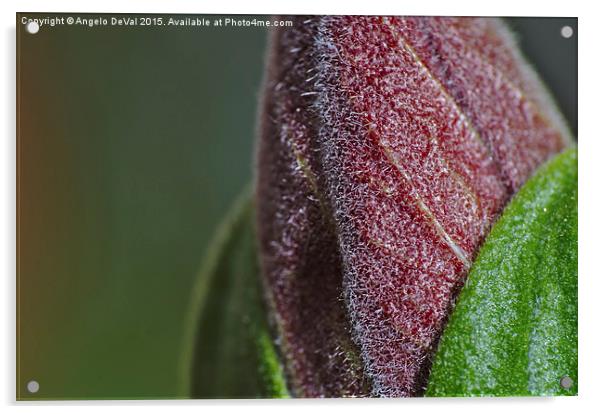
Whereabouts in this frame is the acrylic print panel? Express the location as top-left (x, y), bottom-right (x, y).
top-left (16, 13), bottom-right (577, 400)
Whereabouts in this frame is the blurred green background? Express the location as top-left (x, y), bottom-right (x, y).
top-left (16, 14), bottom-right (576, 400)
top-left (17, 13), bottom-right (268, 400)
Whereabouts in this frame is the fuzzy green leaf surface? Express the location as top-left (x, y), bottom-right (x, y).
top-left (183, 190), bottom-right (288, 398)
top-left (426, 148), bottom-right (577, 397)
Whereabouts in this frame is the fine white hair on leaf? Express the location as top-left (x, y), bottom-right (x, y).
top-left (257, 15), bottom-right (571, 398)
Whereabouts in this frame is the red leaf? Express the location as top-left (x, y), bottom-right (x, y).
top-left (256, 16), bottom-right (571, 397)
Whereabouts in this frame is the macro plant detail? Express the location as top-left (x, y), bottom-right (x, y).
top-left (14, 10), bottom-right (578, 402)
top-left (426, 149), bottom-right (577, 397)
top-left (188, 15), bottom-right (576, 398)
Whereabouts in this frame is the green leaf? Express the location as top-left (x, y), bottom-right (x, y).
top-left (426, 148), bottom-right (577, 397)
top-left (180, 188), bottom-right (288, 398)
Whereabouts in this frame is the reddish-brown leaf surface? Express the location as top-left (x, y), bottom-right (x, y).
top-left (256, 16), bottom-right (571, 397)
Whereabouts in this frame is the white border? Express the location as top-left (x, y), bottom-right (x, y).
top-left (3, 1), bottom-right (600, 413)
top-left (9, 0), bottom-right (580, 17)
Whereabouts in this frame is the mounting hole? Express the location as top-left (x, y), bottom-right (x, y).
top-left (26, 21), bottom-right (39, 35)
top-left (560, 26), bottom-right (574, 39)
top-left (27, 380), bottom-right (39, 394)
top-left (560, 375), bottom-right (573, 389)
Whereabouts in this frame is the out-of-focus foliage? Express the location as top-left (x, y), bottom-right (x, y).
top-left (186, 192), bottom-right (288, 398)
